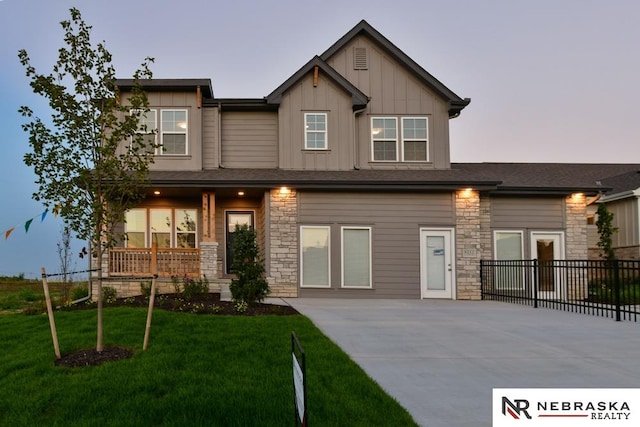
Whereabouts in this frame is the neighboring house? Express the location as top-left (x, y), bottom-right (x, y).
top-left (98, 20), bottom-right (639, 300)
top-left (588, 169), bottom-right (640, 260)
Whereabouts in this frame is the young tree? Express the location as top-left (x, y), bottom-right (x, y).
top-left (229, 224), bottom-right (270, 306)
top-left (19, 8), bottom-right (154, 352)
top-left (56, 225), bottom-right (75, 301)
top-left (596, 203), bottom-right (618, 261)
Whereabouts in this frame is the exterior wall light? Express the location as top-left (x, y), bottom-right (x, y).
top-left (237, 191), bottom-right (245, 196)
top-left (153, 190), bottom-right (161, 196)
top-left (279, 186), bottom-right (291, 196)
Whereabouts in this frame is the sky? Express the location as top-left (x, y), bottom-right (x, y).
top-left (0, 0), bottom-right (638, 277)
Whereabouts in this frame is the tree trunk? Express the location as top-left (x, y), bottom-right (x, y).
top-left (95, 237), bottom-right (104, 353)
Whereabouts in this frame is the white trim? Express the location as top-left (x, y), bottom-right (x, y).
top-left (304, 113), bottom-right (328, 150)
top-left (493, 230), bottom-right (525, 290)
top-left (124, 208), bottom-right (147, 248)
top-left (300, 225), bottom-right (331, 288)
top-left (159, 109), bottom-right (188, 155)
top-left (340, 226), bottom-right (372, 289)
top-left (400, 117), bottom-right (429, 162)
top-left (419, 227), bottom-right (456, 299)
top-left (530, 231), bottom-right (565, 300)
top-left (371, 117), bottom-right (398, 162)
top-left (149, 208), bottom-right (174, 248)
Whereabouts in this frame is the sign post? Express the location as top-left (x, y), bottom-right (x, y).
top-left (291, 332), bottom-right (307, 426)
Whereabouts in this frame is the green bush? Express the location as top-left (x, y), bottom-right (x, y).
top-left (171, 275), bottom-right (208, 300)
top-left (102, 286), bottom-right (117, 304)
top-left (229, 224), bottom-right (270, 306)
top-left (71, 284), bottom-right (89, 301)
top-left (140, 281), bottom-right (158, 298)
top-left (18, 288), bottom-right (38, 302)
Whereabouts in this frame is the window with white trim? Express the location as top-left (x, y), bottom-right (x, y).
top-left (402, 117), bottom-right (428, 161)
top-left (342, 227), bottom-right (372, 288)
top-left (493, 231), bottom-right (524, 290)
top-left (125, 208), bottom-right (198, 248)
top-left (304, 113), bottom-right (327, 150)
top-left (300, 226), bottom-right (331, 287)
top-left (371, 116), bottom-right (429, 162)
top-left (130, 109), bottom-right (157, 154)
top-left (160, 109), bottom-right (188, 155)
top-left (371, 117), bottom-right (397, 161)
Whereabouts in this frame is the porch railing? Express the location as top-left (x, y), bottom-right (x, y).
top-left (109, 247), bottom-right (200, 278)
top-left (480, 259), bottom-right (640, 322)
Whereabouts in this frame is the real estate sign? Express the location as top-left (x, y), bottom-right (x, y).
top-left (291, 332), bottom-right (307, 426)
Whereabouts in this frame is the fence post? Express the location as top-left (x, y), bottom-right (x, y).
top-left (480, 260), bottom-right (484, 300)
top-left (614, 259), bottom-right (621, 322)
top-left (533, 259), bottom-right (538, 309)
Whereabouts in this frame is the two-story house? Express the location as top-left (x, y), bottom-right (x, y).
top-left (101, 20), bottom-right (638, 300)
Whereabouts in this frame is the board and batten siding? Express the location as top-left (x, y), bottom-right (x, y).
top-left (609, 198), bottom-right (640, 248)
top-left (202, 106), bottom-right (218, 169)
top-left (298, 191), bottom-right (455, 298)
top-left (278, 73), bottom-right (355, 170)
top-left (324, 35), bottom-right (451, 169)
top-left (490, 197), bottom-right (564, 229)
top-left (220, 112), bottom-right (278, 168)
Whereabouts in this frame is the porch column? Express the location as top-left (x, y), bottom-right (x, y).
top-left (267, 188), bottom-right (298, 297)
top-left (455, 189), bottom-right (482, 300)
top-left (565, 193), bottom-right (588, 299)
top-left (200, 192), bottom-right (219, 279)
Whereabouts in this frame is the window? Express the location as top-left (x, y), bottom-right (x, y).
top-left (402, 117), bottom-right (428, 161)
top-left (371, 117), bottom-right (397, 161)
top-left (494, 231), bottom-right (524, 290)
top-left (300, 226), bottom-right (330, 287)
top-left (125, 208), bottom-right (198, 248)
top-left (131, 109), bottom-right (157, 154)
top-left (160, 109), bottom-right (188, 155)
top-left (342, 227), bottom-right (372, 288)
top-left (371, 116), bottom-right (429, 162)
top-left (305, 113), bottom-right (327, 150)
top-left (124, 209), bottom-right (147, 248)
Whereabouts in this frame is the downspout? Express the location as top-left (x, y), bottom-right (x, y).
top-left (353, 106), bottom-right (367, 170)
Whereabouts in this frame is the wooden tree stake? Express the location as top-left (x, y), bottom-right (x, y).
top-left (41, 267), bottom-right (61, 359)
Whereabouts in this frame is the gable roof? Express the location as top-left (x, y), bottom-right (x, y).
top-left (266, 56), bottom-right (369, 110)
top-left (320, 20), bottom-right (470, 117)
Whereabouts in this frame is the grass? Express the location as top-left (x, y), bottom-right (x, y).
top-left (0, 277), bottom-right (87, 313)
top-left (0, 307), bottom-right (417, 426)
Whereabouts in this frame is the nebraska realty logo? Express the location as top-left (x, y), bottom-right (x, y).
top-left (493, 389), bottom-right (640, 426)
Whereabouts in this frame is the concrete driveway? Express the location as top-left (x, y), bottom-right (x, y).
top-left (283, 298), bottom-right (640, 427)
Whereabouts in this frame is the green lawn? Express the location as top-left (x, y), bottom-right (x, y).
top-left (0, 308), bottom-right (417, 426)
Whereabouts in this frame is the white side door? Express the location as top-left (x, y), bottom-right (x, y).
top-left (420, 228), bottom-right (455, 299)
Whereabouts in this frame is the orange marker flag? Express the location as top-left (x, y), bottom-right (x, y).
top-left (5, 227), bottom-right (15, 240)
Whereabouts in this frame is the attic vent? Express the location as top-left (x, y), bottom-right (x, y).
top-left (354, 47), bottom-right (368, 70)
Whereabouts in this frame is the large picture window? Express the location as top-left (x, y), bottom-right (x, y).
top-left (304, 113), bottom-right (327, 150)
top-left (494, 231), bottom-right (524, 290)
top-left (342, 227), bottom-right (372, 288)
top-left (125, 208), bottom-right (198, 248)
top-left (300, 226), bottom-right (330, 288)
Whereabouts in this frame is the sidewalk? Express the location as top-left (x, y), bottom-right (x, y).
top-left (284, 298), bottom-right (640, 427)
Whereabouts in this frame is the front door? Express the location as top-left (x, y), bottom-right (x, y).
top-left (420, 229), bottom-right (454, 299)
top-left (226, 211), bottom-right (254, 274)
top-left (531, 232), bottom-right (564, 299)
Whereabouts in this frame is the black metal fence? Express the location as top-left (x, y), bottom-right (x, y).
top-left (480, 259), bottom-right (640, 322)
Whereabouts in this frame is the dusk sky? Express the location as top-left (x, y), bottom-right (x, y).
top-left (1, 0), bottom-right (638, 277)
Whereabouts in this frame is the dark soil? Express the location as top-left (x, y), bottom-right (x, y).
top-left (54, 293), bottom-right (298, 368)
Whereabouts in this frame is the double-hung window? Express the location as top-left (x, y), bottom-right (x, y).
top-left (300, 226), bottom-right (331, 287)
top-left (341, 227), bottom-right (372, 288)
top-left (371, 117), bottom-right (398, 161)
top-left (371, 116), bottom-right (429, 162)
top-left (402, 117), bottom-right (428, 161)
top-left (131, 109), bottom-right (157, 154)
top-left (304, 113), bottom-right (327, 150)
top-left (160, 109), bottom-right (188, 155)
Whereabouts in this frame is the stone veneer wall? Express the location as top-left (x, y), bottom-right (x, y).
top-left (455, 190), bottom-right (482, 300)
top-left (200, 241), bottom-right (219, 280)
top-left (565, 195), bottom-right (589, 300)
top-left (267, 189), bottom-right (298, 297)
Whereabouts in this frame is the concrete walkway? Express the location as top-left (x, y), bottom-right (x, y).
top-left (283, 298), bottom-right (640, 427)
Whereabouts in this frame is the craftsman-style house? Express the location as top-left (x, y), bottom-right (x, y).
top-left (99, 20), bottom-right (638, 300)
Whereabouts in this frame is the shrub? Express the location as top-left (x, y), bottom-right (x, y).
top-left (229, 224), bottom-right (270, 306)
top-left (172, 275), bottom-right (208, 300)
top-left (71, 284), bottom-right (89, 301)
top-left (140, 281), bottom-right (157, 298)
top-left (18, 288), bottom-right (38, 302)
top-left (102, 286), bottom-right (117, 304)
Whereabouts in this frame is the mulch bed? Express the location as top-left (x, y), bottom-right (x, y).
top-left (54, 292), bottom-right (299, 368)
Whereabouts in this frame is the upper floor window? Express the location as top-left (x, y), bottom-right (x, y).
top-left (161, 110), bottom-right (188, 155)
top-left (304, 113), bottom-right (327, 150)
top-left (371, 116), bottom-right (429, 162)
top-left (131, 109), bottom-right (157, 154)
